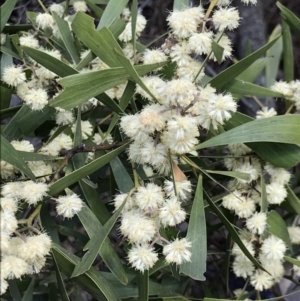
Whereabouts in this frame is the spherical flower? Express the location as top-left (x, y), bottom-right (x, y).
top-left (164, 179), bottom-right (192, 202)
top-left (159, 197), bottom-right (186, 227)
top-left (232, 256), bottom-right (255, 278)
top-left (128, 244), bottom-right (158, 272)
top-left (246, 212), bottom-right (267, 235)
top-left (232, 239), bottom-right (255, 258)
top-left (250, 270), bottom-right (274, 291)
top-left (0, 231), bottom-right (11, 254)
top-left (0, 33), bottom-right (6, 45)
top-left (1, 182), bottom-right (23, 200)
top-left (0, 197), bottom-right (18, 214)
top-left (93, 133), bottom-right (113, 145)
top-left (11, 140), bottom-right (34, 152)
top-left (288, 226), bottom-right (300, 244)
top-left (23, 88), bottom-right (49, 111)
top-left (169, 41), bottom-right (192, 67)
top-left (271, 81), bottom-right (293, 98)
top-left (260, 257), bottom-right (284, 282)
top-left (211, 35), bottom-right (233, 62)
top-left (135, 14), bottom-right (147, 36)
top-left (22, 181), bottom-right (49, 205)
top-left (135, 183), bottom-right (165, 210)
top-left (222, 190), bottom-right (243, 211)
top-left (256, 107), bottom-right (277, 119)
top-left (119, 23), bottom-right (132, 42)
top-left (260, 235), bottom-right (286, 261)
top-left (241, 0), bottom-right (258, 4)
top-left (2, 66), bottom-right (26, 87)
top-left (235, 198), bottom-right (256, 218)
top-left (56, 110), bottom-right (75, 125)
top-left (0, 160), bottom-right (14, 179)
top-left (1, 255), bottom-right (29, 279)
top-left (17, 233), bottom-right (51, 264)
top-left (27, 256), bottom-right (46, 274)
top-left (120, 114), bottom-right (141, 138)
top-left (163, 238), bottom-right (192, 265)
top-left (215, 0), bottom-right (231, 6)
top-left (188, 31), bottom-right (213, 55)
top-left (0, 278), bottom-right (8, 295)
top-left (71, 120), bottom-right (93, 140)
top-left (73, 1), bottom-right (88, 12)
top-left (120, 210), bottom-right (157, 244)
top-left (36, 13), bottom-right (54, 30)
top-left (27, 161), bottom-right (52, 179)
top-left (56, 194), bottom-right (84, 218)
top-left (143, 49), bottom-right (167, 68)
top-left (39, 140), bottom-right (61, 156)
top-left (264, 164), bottom-right (291, 186)
top-left (52, 133), bottom-right (73, 150)
top-left (266, 183), bottom-right (287, 205)
top-left (113, 193), bottom-right (135, 212)
top-left (49, 3), bottom-right (64, 16)
top-left (176, 59), bottom-right (204, 81)
top-left (235, 162), bottom-right (259, 184)
top-left (139, 140), bottom-right (169, 167)
top-left (1, 210), bottom-right (18, 235)
top-left (139, 104), bottom-right (166, 133)
top-left (19, 35), bottom-right (39, 48)
top-left (212, 7), bottom-right (240, 31)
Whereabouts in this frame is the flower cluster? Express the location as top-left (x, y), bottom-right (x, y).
top-left (116, 179), bottom-right (192, 272)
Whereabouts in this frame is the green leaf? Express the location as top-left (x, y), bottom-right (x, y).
top-left (17, 151), bottom-right (58, 161)
top-left (50, 68), bottom-right (128, 110)
top-left (1, 135), bottom-right (35, 180)
top-left (86, 0), bottom-right (104, 18)
top-left (52, 12), bottom-right (80, 64)
top-left (237, 58), bottom-right (268, 83)
top-left (52, 243), bottom-right (121, 301)
top-left (0, 0), bottom-right (18, 33)
top-left (108, 18), bottom-right (126, 38)
top-left (48, 142), bottom-right (129, 196)
top-left (110, 157), bottom-right (134, 193)
top-left (0, 85), bottom-right (12, 110)
top-left (52, 252), bottom-right (70, 301)
top-left (72, 201), bottom-right (125, 278)
top-left (4, 105), bottom-right (55, 139)
top-left (208, 36), bottom-right (280, 89)
top-left (224, 112), bottom-right (300, 168)
top-left (286, 186), bottom-right (300, 216)
top-left (173, 0), bottom-right (189, 10)
top-left (22, 46), bottom-right (78, 77)
top-left (223, 79), bottom-right (282, 98)
top-left (3, 24), bottom-right (33, 34)
top-left (281, 18), bottom-right (294, 82)
top-left (277, 2), bottom-right (300, 35)
top-left (98, 0), bottom-right (129, 29)
top-left (205, 170), bottom-right (250, 181)
top-left (284, 256), bottom-right (300, 268)
top-left (138, 270), bottom-right (149, 301)
top-left (131, 0), bottom-right (138, 52)
top-left (196, 115), bottom-right (300, 150)
top-left (266, 26), bottom-right (283, 87)
top-left (8, 280), bottom-right (22, 301)
top-left (77, 206), bottom-right (128, 285)
top-left (21, 277), bottom-right (35, 301)
top-left (212, 40), bottom-right (224, 64)
top-left (72, 13), bottom-right (124, 67)
top-left (114, 50), bottom-right (161, 102)
top-left (180, 175), bottom-right (206, 281)
top-left (203, 189), bottom-right (267, 272)
top-left (1, 37), bottom-right (13, 78)
top-left (267, 210), bottom-right (293, 251)
top-left (0, 45), bottom-right (21, 60)
top-left (260, 170), bottom-right (268, 214)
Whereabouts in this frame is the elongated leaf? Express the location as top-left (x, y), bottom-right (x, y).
top-left (173, 0), bottom-right (189, 10)
top-left (108, 18), bottom-right (126, 38)
top-left (98, 0), bottom-right (129, 29)
top-left (1, 0), bottom-right (18, 32)
top-left (224, 112), bottom-right (300, 168)
top-left (212, 40), bottom-right (224, 64)
top-left (110, 157), bottom-right (134, 193)
top-left (266, 26), bottom-right (282, 87)
top-left (0, 46), bottom-right (21, 60)
top-left (131, 0), bottom-right (138, 52)
top-left (52, 252), bottom-right (70, 301)
top-left (21, 278), bottom-right (35, 301)
top-left (203, 189), bottom-right (266, 272)
top-left (284, 256), bottom-right (300, 268)
top-left (224, 79), bottom-right (282, 98)
top-left (86, 0), bottom-right (104, 18)
top-left (4, 105), bottom-right (55, 139)
top-left (8, 280), bottom-right (21, 301)
top-left (277, 2), bottom-right (300, 35)
top-left (0, 85), bottom-right (12, 110)
top-left (50, 68), bottom-right (128, 110)
top-left (205, 170), bottom-right (250, 181)
top-left (22, 47), bottom-right (78, 77)
top-left (138, 270), bottom-right (149, 301)
top-left (267, 210), bottom-right (293, 251)
top-left (1, 135), bottom-right (35, 180)
top-left (52, 12), bottom-right (80, 64)
top-left (286, 186), bottom-right (300, 216)
top-left (197, 115), bottom-right (300, 150)
top-left (115, 50), bottom-right (160, 101)
top-left (48, 142), bottom-right (129, 196)
top-left (52, 244), bottom-right (121, 301)
top-left (1, 37), bottom-right (13, 78)
top-left (281, 19), bottom-right (294, 82)
top-left (208, 36), bottom-right (280, 89)
top-left (17, 151), bottom-right (58, 161)
top-left (238, 58), bottom-right (268, 83)
top-left (72, 201), bottom-right (125, 277)
top-left (77, 206), bottom-right (128, 285)
top-left (180, 175), bottom-right (206, 281)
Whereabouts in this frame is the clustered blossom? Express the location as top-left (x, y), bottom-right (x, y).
top-left (222, 142), bottom-right (294, 290)
top-left (116, 180), bottom-right (192, 272)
